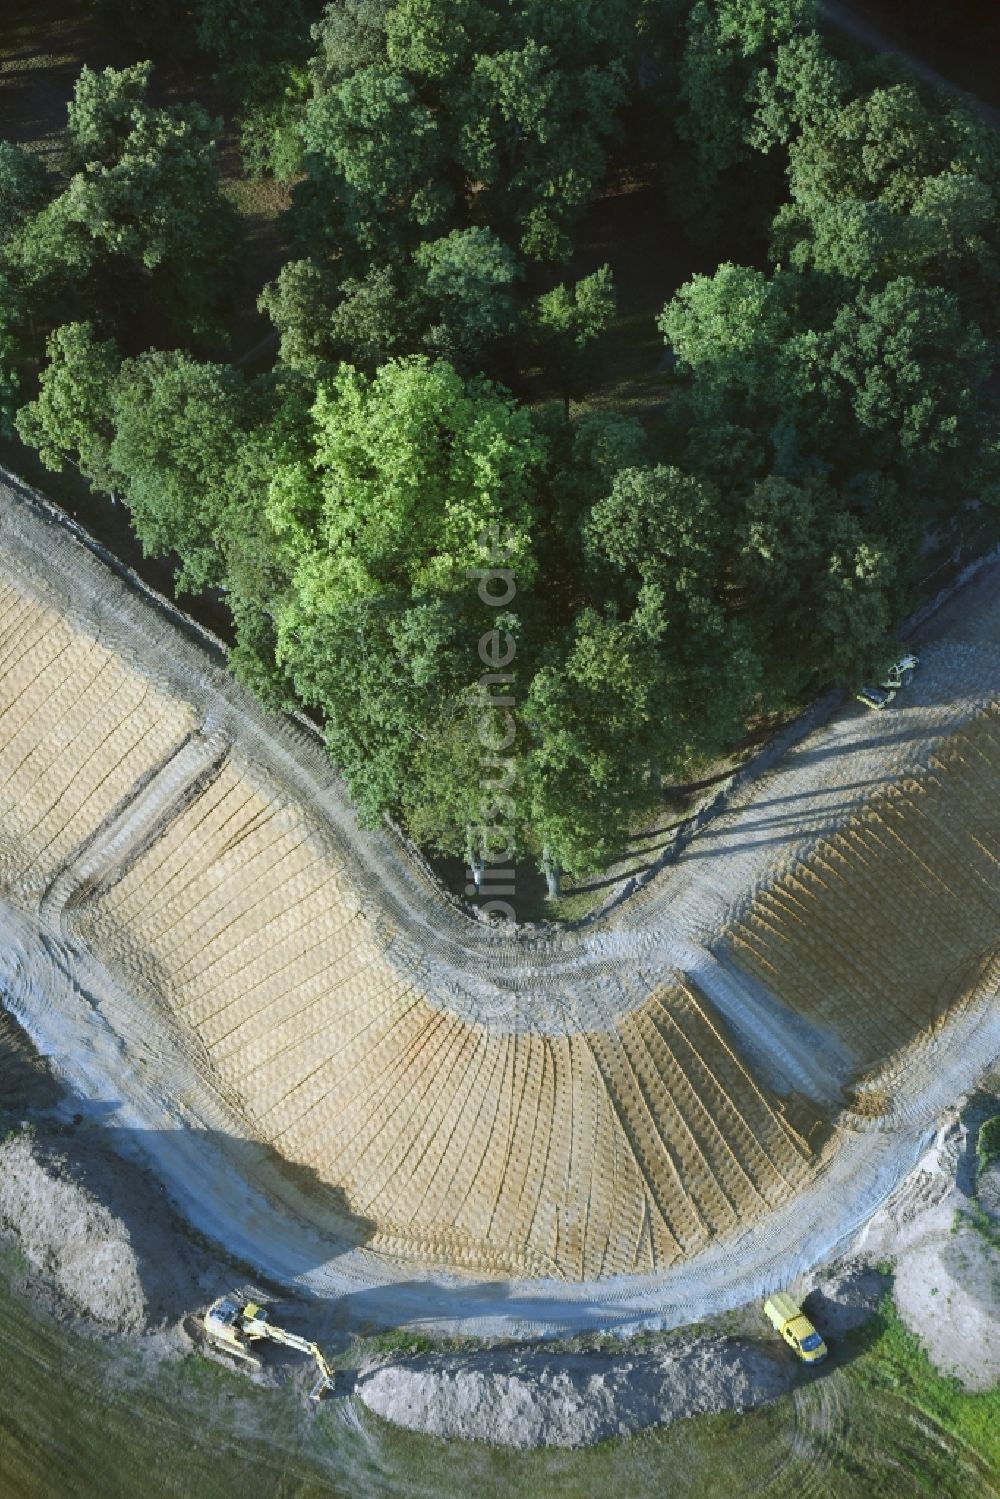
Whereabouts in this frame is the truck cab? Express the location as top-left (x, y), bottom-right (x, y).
top-left (764, 1293), bottom-right (828, 1363)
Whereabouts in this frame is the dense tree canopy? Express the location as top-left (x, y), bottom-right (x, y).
top-left (1, 63), bottom-right (236, 349)
top-left (290, 0), bottom-right (634, 283)
top-left (6, 0), bottom-right (1000, 890)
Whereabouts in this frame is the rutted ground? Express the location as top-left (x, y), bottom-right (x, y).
top-left (0, 1021), bottom-right (994, 1459)
top-left (0, 471), bottom-right (997, 1332)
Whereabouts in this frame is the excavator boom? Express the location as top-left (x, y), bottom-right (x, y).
top-left (256, 1325), bottom-right (335, 1399)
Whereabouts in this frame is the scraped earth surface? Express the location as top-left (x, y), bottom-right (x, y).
top-left (0, 1131), bottom-right (147, 1328)
top-left (0, 1124), bottom-right (216, 1336)
top-left (856, 1097), bottom-right (1000, 1391)
top-left (0, 473), bottom-right (998, 1332)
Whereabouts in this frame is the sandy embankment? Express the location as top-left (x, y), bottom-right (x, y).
top-left (0, 470), bottom-right (997, 1336)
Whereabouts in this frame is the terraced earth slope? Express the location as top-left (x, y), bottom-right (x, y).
top-left (0, 473), bottom-right (997, 1314)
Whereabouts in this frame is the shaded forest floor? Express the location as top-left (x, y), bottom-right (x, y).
top-left (835, 0), bottom-right (1000, 109)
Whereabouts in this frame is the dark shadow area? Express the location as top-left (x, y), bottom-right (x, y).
top-left (0, 1006), bottom-right (61, 1113)
top-left (0, 0), bottom-right (113, 161)
top-left (328, 1277), bottom-right (639, 1340)
top-left (826, 0), bottom-right (1000, 113)
top-left (0, 1056), bottom-right (377, 1340)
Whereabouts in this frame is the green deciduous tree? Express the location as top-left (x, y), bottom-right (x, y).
top-left (260, 357), bottom-right (546, 835)
top-left (18, 324), bottom-right (265, 591)
top-left (413, 226), bottom-right (520, 367)
top-left (658, 262), bottom-right (794, 410)
top-left (238, 63), bottom-right (310, 179)
top-left (385, 0), bottom-right (495, 81)
top-left (297, 67), bottom-right (450, 256)
top-left (14, 321), bottom-right (121, 485)
top-left (101, 0), bottom-right (314, 72)
top-left (258, 258), bottom-right (341, 369)
top-left (107, 351), bottom-right (264, 591)
top-left (327, 267), bottom-right (420, 370)
top-left (269, 357), bottom-right (542, 604)
top-left (534, 265), bottom-right (616, 408)
top-left (775, 84), bottom-right (1000, 321)
top-left (457, 39), bottom-right (626, 260)
top-left (523, 600), bottom-right (668, 875)
top-left (0, 143), bottom-right (49, 243)
top-left (0, 274), bottom-right (27, 436)
top-left (675, 0), bottom-right (819, 228)
top-left (660, 254), bottom-right (997, 522)
top-left (748, 29), bottom-right (850, 151)
top-left (310, 0), bottom-right (392, 90)
top-left (9, 64), bottom-right (238, 339)
top-left (818, 277), bottom-right (994, 496)
top-left (586, 465), bottom-right (758, 758)
top-left (194, 0), bottom-right (312, 70)
top-left (785, 83), bottom-right (1000, 218)
top-left (737, 475), bottom-right (901, 688)
top-left (298, 0), bottom-right (633, 266)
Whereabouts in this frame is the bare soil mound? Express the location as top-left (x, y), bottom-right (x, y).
top-left (356, 1337), bottom-right (796, 1448)
top-left (0, 1131), bottom-right (146, 1328)
top-left (0, 1126), bottom-right (216, 1335)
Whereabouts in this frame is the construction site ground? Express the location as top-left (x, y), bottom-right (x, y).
top-left (1, 1000), bottom-right (997, 1482)
top-left (0, 473), bottom-right (998, 1339)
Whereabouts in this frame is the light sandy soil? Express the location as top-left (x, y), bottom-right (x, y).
top-left (855, 1093), bottom-right (1000, 1391)
top-left (0, 471), bottom-right (997, 1336)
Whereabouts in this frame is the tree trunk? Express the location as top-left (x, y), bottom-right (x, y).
top-left (467, 835), bottom-right (484, 891)
top-left (542, 847), bottom-right (561, 899)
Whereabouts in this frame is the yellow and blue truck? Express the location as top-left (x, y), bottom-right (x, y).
top-left (764, 1293), bottom-right (828, 1363)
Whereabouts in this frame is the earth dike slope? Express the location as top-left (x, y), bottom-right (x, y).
top-left (0, 470), bottom-right (998, 1337)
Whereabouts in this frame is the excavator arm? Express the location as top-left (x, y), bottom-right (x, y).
top-left (243, 1310), bottom-right (336, 1400)
top-left (203, 1297), bottom-right (336, 1401)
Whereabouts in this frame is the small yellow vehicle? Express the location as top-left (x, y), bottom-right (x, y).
top-left (764, 1293), bottom-right (828, 1363)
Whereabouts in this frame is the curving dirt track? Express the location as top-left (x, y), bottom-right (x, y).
top-left (0, 471), bottom-right (998, 1336)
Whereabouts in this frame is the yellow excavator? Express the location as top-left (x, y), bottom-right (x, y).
top-left (202, 1295), bottom-right (335, 1401)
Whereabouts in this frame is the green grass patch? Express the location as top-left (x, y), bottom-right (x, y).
top-left (354, 1328), bottom-right (439, 1359)
top-left (978, 1115), bottom-right (1000, 1176)
top-left (853, 1297), bottom-right (1000, 1476)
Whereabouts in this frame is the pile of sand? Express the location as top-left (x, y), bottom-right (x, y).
top-left (0, 1124), bottom-right (217, 1336)
top-left (0, 1131), bottom-right (147, 1329)
top-left (356, 1337), bottom-right (795, 1449)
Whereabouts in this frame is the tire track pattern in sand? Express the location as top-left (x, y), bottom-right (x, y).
top-left (80, 750), bottom-right (818, 1277)
top-left (0, 479), bottom-right (997, 1293)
